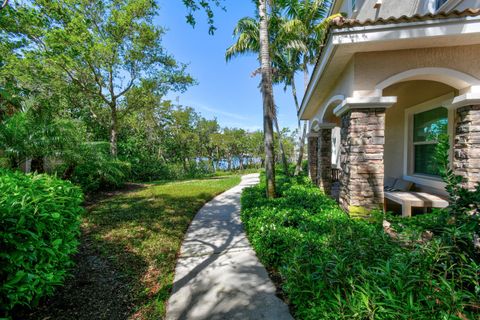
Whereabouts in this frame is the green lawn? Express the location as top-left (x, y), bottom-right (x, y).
top-left (83, 175), bottom-right (241, 318)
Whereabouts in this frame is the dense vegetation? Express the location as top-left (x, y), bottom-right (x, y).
top-left (0, 0), bottom-right (293, 193)
top-left (241, 171), bottom-right (480, 319)
top-left (0, 170), bottom-right (84, 313)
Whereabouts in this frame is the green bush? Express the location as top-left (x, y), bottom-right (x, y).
top-left (70, 142), bottom-right (131, 192)
top-left (241, 172), bottom-right (480, 319)
top-left (0, 169), bottom-right (84, 313)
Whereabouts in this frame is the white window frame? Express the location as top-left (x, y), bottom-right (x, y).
top-left (403, 93), bottom-right (455, 189)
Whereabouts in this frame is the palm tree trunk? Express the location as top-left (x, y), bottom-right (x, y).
top-left (259, 0), bottom-right (276, 198)
top-left (294, 66), bottom-right (310, 176)
top-left (273, 115), bottom-right (290, 176)
top-left (294, 122), bottom-right (308, 175)
top-left (291, 78), bottom-right (304, 176)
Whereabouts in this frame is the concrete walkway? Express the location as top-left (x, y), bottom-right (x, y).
top-left (166, 174), bottom-right (293, 320)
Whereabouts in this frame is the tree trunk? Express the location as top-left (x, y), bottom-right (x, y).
top-left (110, 104), bottom-right (118, 157)
top-left (294, 122), bottom-right (308, 175)
top-left (294, 66), bottom-right (310, 176)
top-left (273, 116), bottom-right (290, 176)
top-left (259, 0), bottom-right (276, 198)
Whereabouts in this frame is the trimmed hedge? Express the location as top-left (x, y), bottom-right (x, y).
top-left (0, 169), bottom-right (84, 313)
top-left (241, 173), bottom-right (480, 319)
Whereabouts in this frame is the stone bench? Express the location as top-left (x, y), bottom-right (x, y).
top-left (384, 191), bottom-right (449, 217)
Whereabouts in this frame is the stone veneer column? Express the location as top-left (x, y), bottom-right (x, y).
top-left (308, 133), bottom-right (319, 185)
top-left (454, 105), bottom-right (480, 190)
top-left (339, 108), bottom-right (386, 213)
top-left (317, 126), bottom-right (334, 195)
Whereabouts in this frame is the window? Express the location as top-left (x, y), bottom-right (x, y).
top-left (435, 0), bottom-right (448, 10)
top-left (412, 107), bottom-right (448, 176)
top-left (352, 0), bottom-right (356, 10)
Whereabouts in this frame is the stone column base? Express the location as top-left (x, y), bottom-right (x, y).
top-left (339, 108), bottom-right (386, 213)
top-left (454, 105), bottom-right (480, 191)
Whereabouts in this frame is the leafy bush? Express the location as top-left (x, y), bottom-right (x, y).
top-left (69, 142), bottom-right (131, 192)
top-left (0, 169), bottom-right (84, 313)
top-left (241, 172), bottom-right (480, 319)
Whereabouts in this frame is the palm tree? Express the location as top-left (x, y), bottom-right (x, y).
top-left (227, 0), bottom-right (338, 178)
top-left (226, 11), bottom-right (292, 178)
top-left (258, 0), bottom-right (276, 198)
top-left (280, 0), bottom-right (340, 175)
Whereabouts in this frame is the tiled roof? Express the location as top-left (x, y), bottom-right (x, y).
top-left (331, 8), bottom-right (480, 29)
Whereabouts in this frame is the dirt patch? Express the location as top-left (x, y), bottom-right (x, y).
top-left (13, 232), bottom-right (136, 320)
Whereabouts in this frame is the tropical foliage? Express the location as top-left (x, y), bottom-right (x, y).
top-left (0, 0), bottom-right (271, 193)
top-left (227, 0), bottom-right (337, 180)
top-left (241, 170), bottom-right (480, 319)
top-left (0, 169), bottom-right (84, 312)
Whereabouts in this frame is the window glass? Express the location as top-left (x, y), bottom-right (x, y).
top-left (412, 106), bottom-right (448, 176)
top-left (414, 144), bottom-right (440, 176)
top-left (413, 107), bottom-right (448, 143)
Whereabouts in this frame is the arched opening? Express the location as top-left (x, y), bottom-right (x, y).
top-left (309, 95), bottom-right (345, 200)
top-left (376, 67), bottom-right (480, 93)
top-left (382, 79), bottom-right (458, 214)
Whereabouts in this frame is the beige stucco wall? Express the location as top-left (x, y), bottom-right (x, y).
top-left (353, 45), bottom-right (480, 93)
top-left (383, 80), bottom-right (454, 193)
top-left (311, 59), bottom-right (355, 123)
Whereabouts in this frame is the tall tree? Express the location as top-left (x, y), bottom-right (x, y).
top-left (259, 0), bottom-right (276, 197)
top-left (6, 0), bottom-right (194, 157)
top-left (226, 10), bottom-right (290, 177)
top-left (279, 0), bottom-right (339, 175)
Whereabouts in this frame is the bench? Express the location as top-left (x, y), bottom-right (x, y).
top-left (384, 191), bottom-right (449, 217)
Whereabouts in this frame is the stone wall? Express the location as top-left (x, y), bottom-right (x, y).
top-left (454, 105), bottom-right (480, 191)
top-left (339, 108), bottom-right (386, 212)
top-left (308, 134), bottom-right (319, 185)
top-left (318, 129), bottom-right (332, 195)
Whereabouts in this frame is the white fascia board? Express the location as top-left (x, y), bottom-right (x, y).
top-left (333, 96), bottom-right (397, 117)
top-left (332, 16), bottom-right (480, 45)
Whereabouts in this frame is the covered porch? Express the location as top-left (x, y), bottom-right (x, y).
top-left (306, 67), bottom-right (480, 215)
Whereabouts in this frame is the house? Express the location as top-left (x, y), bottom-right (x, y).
top-left (300, 0), bottom-right (480, 213)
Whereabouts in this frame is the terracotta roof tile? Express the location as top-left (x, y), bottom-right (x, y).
top-left (331, 8), bottom-right (480, 29)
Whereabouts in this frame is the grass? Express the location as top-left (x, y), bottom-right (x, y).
top-left (81, 175), bottom-right (241, 318)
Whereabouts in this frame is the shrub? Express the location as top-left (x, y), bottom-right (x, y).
top-left (241, 172), bottom-right (480, 319)
top-left (69, 142), bottom-right (131, 192)
top-left (0, 169), bottom-right (84, 313)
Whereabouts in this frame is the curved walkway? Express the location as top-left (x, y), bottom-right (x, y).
top-left (166, 174), bottom-right (293, 320)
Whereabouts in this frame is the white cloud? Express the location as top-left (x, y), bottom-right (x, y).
top-left (188, 101), bottom-right (250, 121)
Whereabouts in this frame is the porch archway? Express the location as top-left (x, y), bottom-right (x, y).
top-left (376, 67), bottom-right (480, 93)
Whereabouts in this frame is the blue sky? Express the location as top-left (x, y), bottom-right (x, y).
top-left (155, 1), bottom-right (302, 132)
